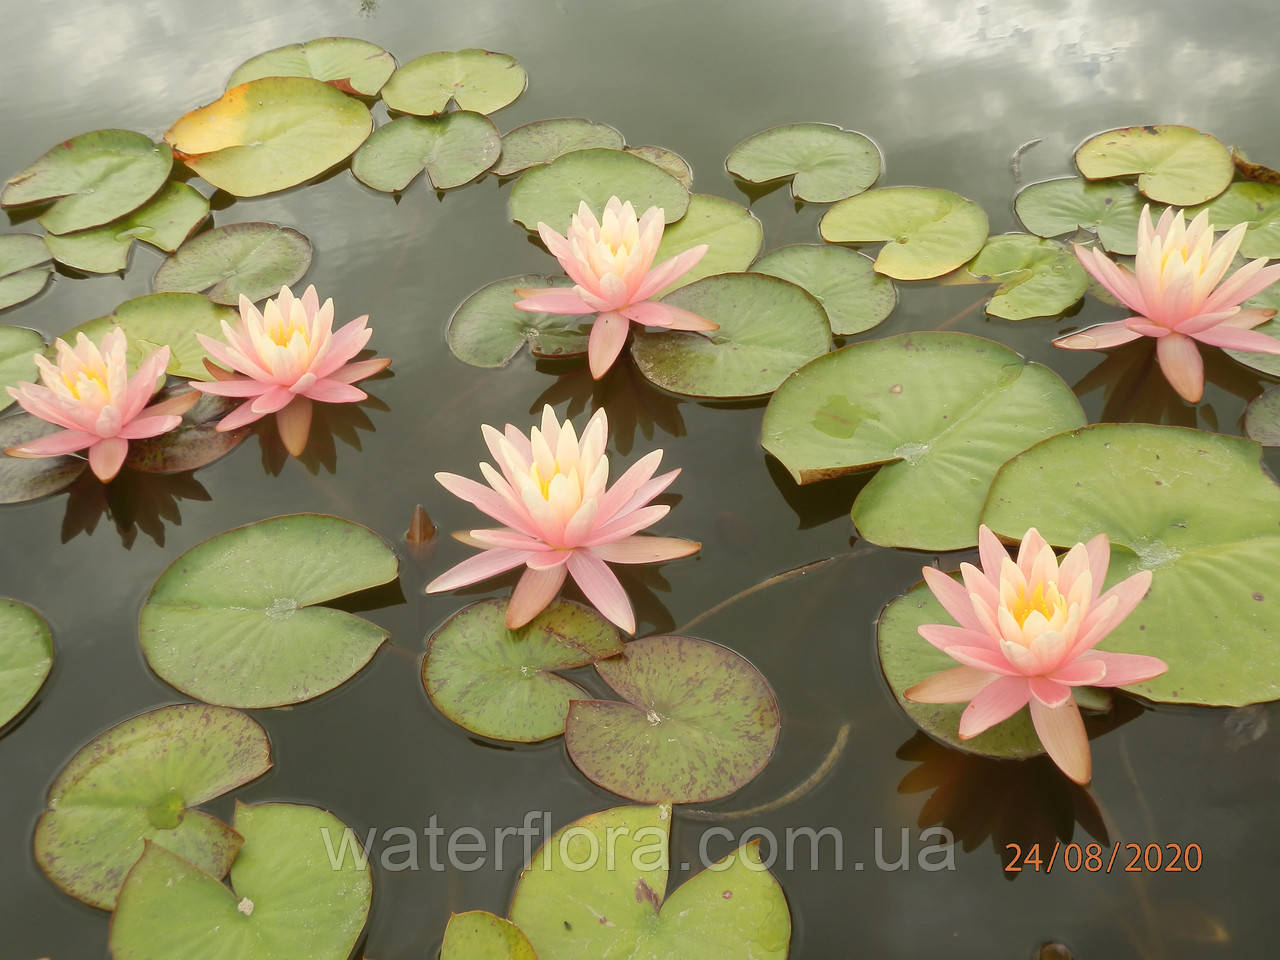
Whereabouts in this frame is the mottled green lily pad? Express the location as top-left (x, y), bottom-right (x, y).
top-left (44, 182), bottom-right (209, 274)
top-left (820, 186), bottom-right (988, 280)
top-left (424, 598), bottom-right (623, 742)
top-left (565, 636), bottom-right (780, 803)
top-left (625, 145), bottom-right (694, 190)
top-left (2, 129), bottom-right (172, 234)
top-left (509, 148), bottom-right (689, 234)
top-left (983, 424), bottom-right (1280, 706)
top-left (631, 272), bottom-right (830, 399)
top-left (0, 234), bottom-right (53, 311)
top-left (0, 412), bottom-right (87, 503)
top-left (125, 391), bottom-right (246, 474)
top-left (1075, 125), bottom-right (1233, 207)
top-left (351, 112), bottom-right (500, 191)
top-left (1013, 177), bottom-right (1156, 255)
top-left (381, 49), bottom-right (526, 116)
top-left (651, 194), bottom-right (762, 296)
top-left (448, 274), bottom-right (591, 367)
top-left (1, 323), bottom-right (43, 409)
top-left (951, 234), bottom-right (1088, 321)
top-left (152, 222), bottom-right (311, 305)
top-left (761, 332), bottom-right (1084, 550)
top-left (751, 243), bottom-right (896, 336)
top-left (726, 122), bottom-right (880, 203)
top-left (0, 598), bottom-right (53, 730)
top-left (493, 118), bottom-right (625, 177)
top-left (165, 78), bottom-right (372, 197)
top-left (227, 37), bottom-right (396, 97)
top-left (442, 911), bottom-right (537, 960)
top-left (139, 514), bottom-right (399, 708)
top-left (1245, 386), bottom-right (1280, 446)
top-left (510, 804), bottom-right (790, 960)
top-left (1194, 182), bottom-right (1280, 259)
top-left (34, 703), bottom-right (271, 909)
top-left (110, 802), bottom-right (372, 960)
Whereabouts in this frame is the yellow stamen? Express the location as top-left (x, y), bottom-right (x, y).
top-left (530, 463), bottom-right (552, 499)
top-left (62, 368), bottom-right (108, 399)
top-left (1010, 582), bottom-right (1065, 627)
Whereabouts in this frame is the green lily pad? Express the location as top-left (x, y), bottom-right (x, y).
top-left (125, 391), bottom-right (246, 474)
top-left (1245, 386), bottom-right (1280, 446)
top-left (510, 804), bottom-right (791, 960)
top-left (509, 148), bottom-right (690, 234)
top-left (625, 145), bottom-right (694, 190)
top-left (1013, 177), bottom-right (1156, 255)
top-left (139, 514), bottom-right (398, 708)
top-left (751, 243), bottom-right (896, 336)
top-left (227, 37), bottom-right (396, 97)
top-left (152, 222), bottom-right (311, 305)
top-left (650, 194), bottom-right (762, 296)
top-left (1074, 125), bottom-right (1233, 207)
top-left (442, 911), bottom-right (537, 960)
top-left (109, 802), bottom-right (372, 960)
top-left (381, 49), bottom-right (527, 116)
top-left (0, 598), bottom-right (53, 730)
top-left (726, 122), bottom-right (880, 203)
top-left (982, 423), bottom-right (1280, 706)
top-left (351, 112), bottom-right (500, 192)
top-left (761, 332), bottom-right (1085, 550)
top-left (0, 234), bottom-right (53, 311)
top-left (820, 186), bottom-right (988, 280)
top-left (565, 635), bottom-right (780, 803)
top-left (34, 703), bottom-right (271, 909)
top-left (44, 182), bottom-right (210, 274)
top-left (952, 234), bottom-right (1088, 321)
top-left (448, 274), bottom-right (591, 367)
top-left (492, 118), bottom-right (625, 177)
top-left (1, 323), bottom-right (44, 409)
top-left (1, 129), bottom-right (173, 235)
top-left (58, 293), bottom-right (238, 380)
top-left (1194, 182), bottom-right (1280, 259)
top-left (0, 412), bottom-right (87, 503)
top-left (424, 598), bottom-right (623, 742)
top-left (165, 78), bottom-right (372, 197)
top-left (631, 272), bottom-right (831, 399)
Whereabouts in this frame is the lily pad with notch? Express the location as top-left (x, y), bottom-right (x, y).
top-left (949, 234), bottom-right (1088, 321)
top-left (492, 118), bottom-right (625, 177)
top-left (441, 911), bottom-right (536, 960)
top-left (726, 122), bottom-right (881, 203)
top-left (0, 234), bottom-right (53, 311)
top-left (1074, 125), bottom-right (1233, 207)
top-left (381, 49), bottom-right (527, 116)
top-left (0, 598), bottom-right (53, 731)
top-left (751, 243), bottom-right (896, 336)
top-left (1013, 177), bottom-right (1157, 255)
top-left (650, 194), bottom-right (762, 296)
top-left (351, 112), bottom-right (501, 192)
top-left (152, 222), bottom-right (311, 305)
top-left (227, 37), bottom-right (396, 97)
top-left (447, 274), bottom-right (591, 367)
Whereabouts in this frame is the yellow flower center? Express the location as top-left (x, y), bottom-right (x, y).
top-left (529, 462), bottom-right (553, 499)
top-left (62, 367), bottom-right (108, 400)
top-left (266, 313), bottom-right (309, 347)
top-left (1010, 582), bottom-right (1065, 627)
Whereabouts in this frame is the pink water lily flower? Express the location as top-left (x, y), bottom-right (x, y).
top-left (514, 196), bottom-right (717, 380)
top-left (191, 285), bottom-right (390, 456)
top-left (425, 405), bottom-right (700, 633)
top-left (5, 328), bottom-right (196, 482)
top-left (906, 525), bottom-right (1167, 785)
top-left (1057, 205), bottom-right (1280, 402)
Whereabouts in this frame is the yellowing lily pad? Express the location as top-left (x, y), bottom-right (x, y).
top-left (751, 243), bottom-right (896, 336)
top-left (165, 78), bottom-right (372, 197)
top-left (34, 703), bottom-right (271, 909)
top-left (0, 234), bottom-right (53, 311)
top-left (448, 274), bottom-right (591, 367)
top-left (951, 234), bottom-right (1088, 321)
top-left (983, 424), bottom-right (1280, 706)
top-left (1245, 386), bottom-right (1280, 446)
top-left (726, 122), bottom-right (881, 203)
top-left (139, 514), bottom-right (399, 708)
top-left (651, 194), bottom-right (762, 296)
top-left (0, 412), bottom-right (86, 503)
top-left (492, 118), bottom-right (625, 177)
top-left (761, 332), bottom-right (1085, 550)
top-left (227, 37), bottom-right (396, 97)
top-left (1194, 182), bottom-right (1280, 259)
top-left (424, 598), bottom-right (624, 743)
top-left (1, 129), bottom-right (173, 234)
top-left (109, 802), bottom-right (372, 960)
top-left (152, 222), bottom-right (311, 305)
top-left (0, 323), bottom-right (44, 410)
top-left (820, 186), bottom-right (988, 280)
top-left (1074, 125), bottom-right (1233, 207)
top-left (442, 911), bottom-right (537, 960)
top-left (0, 598), bottom-right (53, 731)
top-left (351, 112), bottom-right (501, 191)
top-left (1013, 177), bottom-right (1157, 255)
top-left (381, 49), bottom-right (527, 116)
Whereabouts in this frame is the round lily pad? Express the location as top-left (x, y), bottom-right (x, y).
top-left (726, 122), bottom-right (881, 203)
top-left (0, 234), bottom-right (53, 311)
top-left (442, 911), bottom-right (537, 960)
top-left (448, 274), bottom-right (591, 367)
top-left (1, 129), bottom-right (173, 235)
top-left (650, 194), bottom-right (762, 296)
top-left (1013, 177), bottom-right (1156, 255)
top-left (1245, 386), bottom-right (1280, 446)
top-left (492, 118), bottom-right (625, 177)
top-left (1074, 125), bottom-right (1233, 207)
top-left (820, 186), bottom-right (988, 280)
top-left (138, 514), bottom-right (399, 708)
top-left (631, 272), bottom-right (831, 399)
top-left (625, 145), bottom-right (694, 190)
top-left (0, 412), bottom-right (87, 503)
top-left (761, 332), bottom-right (1085, 550)
top-left (165, 78), bottom-right (372, 197)
top-left (381, 49), bottom-right (527, 116)
top-left (982, 423), bottom-right (1280, 706)
top-left (1194, 182), bottom-right (1280, 259)
top-left (44, 182), bottom-right (210, 274)
top-left (109, 801), bottom-right (372, 960)
top-left (565, 635), bottom-right (780, 804)
top-left (125, 391), bottom-right (246, 474)
top-left (954, 234), bottom-right (1088, 321)
top-left (0, 598), bottom-right (53, 730)
top-left (1, 323), bottom-right (44, 409)
top-left (152, 222), bottom-right (311, 305)
top-left (227, 37), bottom-right (396, 97)
top-left (509, 804), bottom-right (791, 960)
top-left (34, 703), bottom-right (271, 909)
top-left (351, 112), bottom-right (500, 192)
top-left (508, 148), bottom-right (690, 234)
top-left (424, 598), bottom-right (624, 742)
top-left (751, 243), bottom-right (896, 336)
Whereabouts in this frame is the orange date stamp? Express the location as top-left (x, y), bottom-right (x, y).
top-left (1004, 841), bottom-right (1203, 873)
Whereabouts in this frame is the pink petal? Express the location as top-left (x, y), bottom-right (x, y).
top-left (589, 535), bottom-right (700, 564)
top-left (1074, 569), bottom-right (1153, 655)
top-left (603, 468), bottom-right (680, 525)
top-left (631, 245), bottom-right (708, 302)
top-left (1029, 697), bottom-right (1091, 784)
top-left (87, 437), bottom-right (128, 482)
top-left (587, 311), bottom-right (629, 380)
top-left (329, 357), bottom-right (391, 385)
top-left (958, 675), bottom-right (1032, 738)
top-left (469, 528), bottom-right (553, 551)
top-left (920, 567), bottom-right (984, 632)
top-left (251, 386), bottom-right (296, 415)
top-left (505, 565), bottom-right (569, 628)
top-left (302, 379), bottom-right (367, 404)
top-left (513, 289), bottom-right (597, 315)
top-left (191, 377), bottom-right (270, 398)
top-left (1073, 244), bottom-right (1145, 314)
top-left (1219, 307), bottom-right (1276, 329)
top-left (619, 301), bottom-right (718, 332)
top-left (977, 524), bottom-right (1009, 587)
top-left (1028, 675), bottom-right (1072, 708)
top-left (565, 550), bottom-right (635, 633)
top-left (1155, 333), bottom-right (1204, 402)
top-left (425, 548), bottom-right (533, 593)
top-left (142, 390), bottom-right (201, 419)
top-left (917, 622), bottom-right (999, 653)
top-left (275, 397), bottom-right (313, 456)
top-left (1054, 319), bottom-right (1145, 350)
top-left (1190, 325), bottom-right (1280, 353)
top-left (1202, 260), bottom-right (1280, 314)
top-left (944, 644), bottom-right (1018, 675)
top-left (581, 504), bottom-right (669, 546)
top-left (215, 400), bottom-right (269, 432)
top-left (1082, 650), bottom-right (1168, 687)
top-left (904, 666), bottom-right (997, 703)
top-left (595, 450), bottom-right (663, 522)
top-left (314, 316), bottom-right (372, 376)
top-left (6, 428), bottom-right (98, 457)
top-left (435, 472), bottom-right (535, 534)
top-left (117, 414), bottom-right (183, 440)
top-left (7, 386), bottom-right (86, 431)
top-left (1084, 533), bottom-right (1110, 602)
top-left (1047, 658), bottom-right (1108, 685)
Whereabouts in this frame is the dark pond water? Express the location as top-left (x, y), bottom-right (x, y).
top-left (3, 0), bottom-right (1279, 956)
